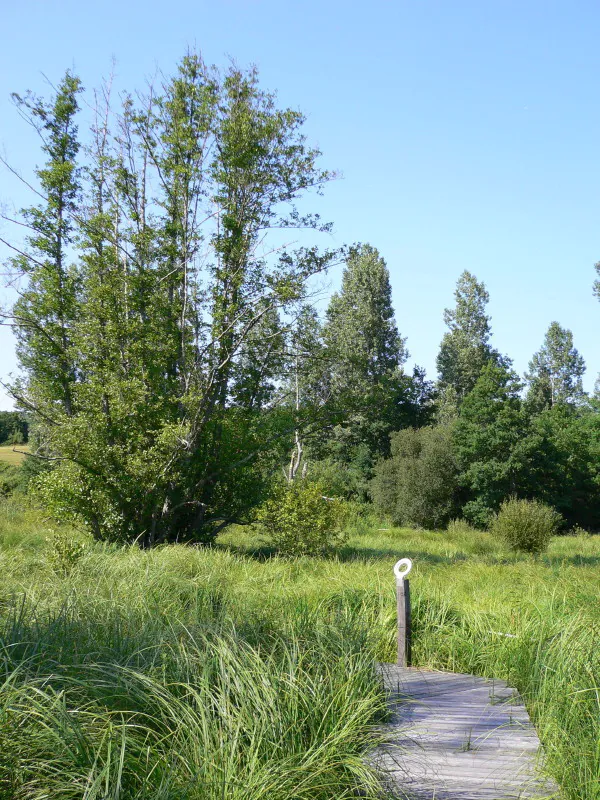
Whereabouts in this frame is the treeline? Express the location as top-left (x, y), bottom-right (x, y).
top-left (0, 412), bottom-right (28, 445)
top-left (2, 53), bottom-right (599, 542)
top-left (292, 262), bottom-right (600, 532)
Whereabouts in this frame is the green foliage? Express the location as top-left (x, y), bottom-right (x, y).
top-left (454, 362), bottom-right (527, 527)
top-left (45, 530), bottom-right (87, 574)
top-left (324, 244), bottom-right (407, 399)
top-left (436, 271), bottom-right (507, 410)
top-left (0, 463), bottom-right (24, 497)
top-left (370, 426), bottom-right (460, 529)
top-left (521, 404), bottom-right (600, 530)
top-left (0, 412), bottom-right (28, 445)
top-left (304, 455), bottom-right (371, 500)
top-left (5, 56), bottom-right (338, 546)
top-left (10, 72), bottom-right (82, 418)
top-left (451, 361), bottom-right (600, 530)
top-left (324, 244), bottom-right (407, 437)
top-left (490, 497), bottom-right (561, 553)
top-left (257, 480), bottom-right (348, 556)
top-left (304, 244), bottom-right (427, 493)
top-left (525, 321), bottom-right (586, 409)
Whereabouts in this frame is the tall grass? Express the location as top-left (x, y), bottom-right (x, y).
top-left (1, 500), bottom-right (599, 798)
top-left (0, 506), bottom-right (388, 799)
top-left (409, 570), bottom-right (600, 799)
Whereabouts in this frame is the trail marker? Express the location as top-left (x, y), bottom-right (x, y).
top-left (394, 558), bottom-right (412, 666)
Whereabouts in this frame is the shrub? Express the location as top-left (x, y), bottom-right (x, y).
top-left (46, 531), bottom-right (87, 574)
top-left (490, 497), bottom-right (561, 554)
top-left (461, 497), bottom-right (497, 530)
top-left (0, 463), bottom-right (23, 497)
top-left (256, 480), bottom-right (348, 556)
top-left (370, 426), bottom-right (460, 529)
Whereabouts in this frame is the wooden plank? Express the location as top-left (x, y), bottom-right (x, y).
top-left (372, 664), bottom-right (560, 800)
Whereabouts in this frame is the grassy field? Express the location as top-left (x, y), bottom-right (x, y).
top-left (0, 444), bottom-right (29, 465)
top-left (0, 502), bottom-right (598, 798)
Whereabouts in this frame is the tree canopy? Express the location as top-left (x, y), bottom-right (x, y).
top-left (525, 321), bottom-right (586, 409)
top-left (3, 57), bottom-right (339, 544)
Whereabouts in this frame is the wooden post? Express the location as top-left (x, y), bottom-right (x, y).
top-left (394, 558), bottom-right (412, 667)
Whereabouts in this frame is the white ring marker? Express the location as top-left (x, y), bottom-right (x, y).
top-left (394, 557), bottom-right (413, 582)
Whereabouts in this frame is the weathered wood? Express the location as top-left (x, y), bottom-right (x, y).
top-left (394, 558), bottom-right (412, 667)
top-left (396, 577), bottom-right (411, 666)
top-left (372, 664), bottom-right (560, 799)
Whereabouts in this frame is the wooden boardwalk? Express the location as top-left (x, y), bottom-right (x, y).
top-left (373, 665), bottom-right (560, 800)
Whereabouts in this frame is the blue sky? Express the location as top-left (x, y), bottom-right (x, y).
top-left (1, 0), bottom-right (599, 408)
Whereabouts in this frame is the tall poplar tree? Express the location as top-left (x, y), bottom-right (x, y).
top-left (525, 321), bottom-right (586, 409)
top-left (7, 73), bottom-right (83, 419)
top-left (318, 244), bottom-right (409, 476)
top-left (436, 271), bottom-right (505, 413)
top-left (4, 56), bottom-right (338, 545)
top-left (324, 243), bottom-right (407, 399)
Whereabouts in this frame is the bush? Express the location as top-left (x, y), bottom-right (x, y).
top-left (256, 480), bottom-right (348, 556)
top-left (461, 497), bottom-right (497, 530)
top-left (0, 463), bottom-right (22, 497)
top-left (490, 497), bottom-right (561, 554)
top-left (46, 530), bottom-right (87, 575)
top-left (370, 426), bottom-right (460, 529)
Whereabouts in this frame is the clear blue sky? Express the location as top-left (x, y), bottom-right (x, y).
top-left (1, 0), bottom-right (599, 408)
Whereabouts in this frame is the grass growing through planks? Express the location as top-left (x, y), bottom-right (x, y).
top-left (224, 521), bottom-right (600, 800)
top-left (0, 498), bottom-right (599, 798)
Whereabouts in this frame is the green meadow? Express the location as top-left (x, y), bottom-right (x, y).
top-left (0, 501), bottom-right (598, 799)
top-left (0, 445), bottom-right (28, 466)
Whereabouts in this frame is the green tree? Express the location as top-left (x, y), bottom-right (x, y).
top-left (0, 412), bottom-right (28, 444)
top-left (6, 72), bottom-right (83, 419)
top-left (325, 244), bottom-right (407, 397)
top-left (370, 425), bottom-right (460, 529)
top-left (454, 362), bottom-right (528, 527)
top-left (436, 271), bottom-right (505, 413)
top-left (318, 244), bottom-right (409, 476)
top-left (231, 304), bottom-right (285, 412)
top-left (525, 321), bottom-right (586, 409)
top-left (4, 56), bottom-right (338, 546)
top-left (522, 404), bottom-right (600, 529)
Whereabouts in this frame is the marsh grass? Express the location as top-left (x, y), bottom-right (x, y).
top-left (0, 503), bottom-right (388, 799)
top-left (0, 500), bottom-right (599, 798)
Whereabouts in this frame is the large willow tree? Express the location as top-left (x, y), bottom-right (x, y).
top-left (3, 55), bottom-right (337, 545)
